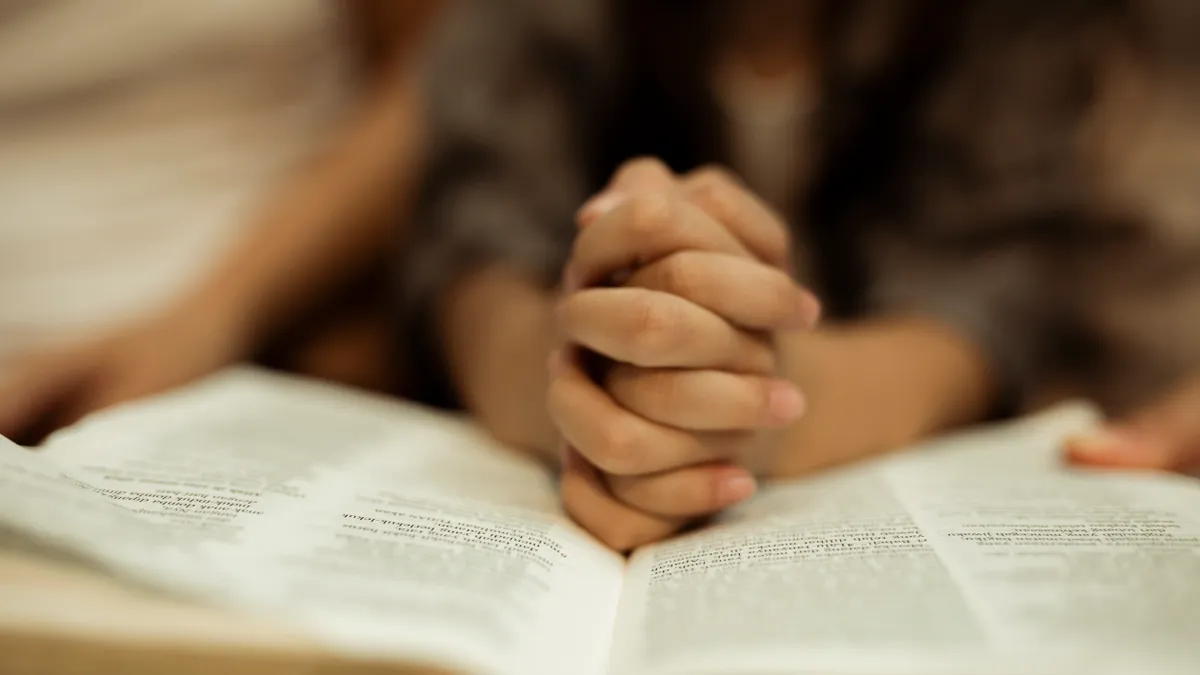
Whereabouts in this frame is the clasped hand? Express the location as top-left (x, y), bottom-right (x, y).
top-left (549, 159), bottom-right (821, 551)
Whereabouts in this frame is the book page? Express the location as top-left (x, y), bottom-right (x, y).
top-left (610, 405), bottom-right (1200, 675)
top-left (884, 456), bottom-right (1200, 675)
top-left (0, 369), bottom-right (623, 675)
top-left (0, 438), bottom-right (228, 594)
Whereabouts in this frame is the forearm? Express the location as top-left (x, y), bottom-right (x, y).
top-left (774, 317), bottom-right (994, 476)
top-left (440, 267), bottom-right (561, 462)
top-left (180, 62), bottom-right (427, 353)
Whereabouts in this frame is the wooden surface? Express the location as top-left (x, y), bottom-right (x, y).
top-left (0, 551), bottom-right (456, 675)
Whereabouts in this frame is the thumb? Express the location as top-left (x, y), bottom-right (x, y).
top-left (576, 157), bottom-right (680, 227)
top-left (1066, 379), bottom-right (1200, 472)
top-left (0, 354), bottom-right (92, 444)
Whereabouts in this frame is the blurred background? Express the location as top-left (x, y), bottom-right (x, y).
top-left (1, 0), bottom-right (1198, 444)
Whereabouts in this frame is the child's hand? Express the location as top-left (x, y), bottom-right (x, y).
top-left (550, 159), bottom-right (820, 551)
top-left (0, 302), bottom-right (247, 446)
top-left (1066, 376), bottom-right (1200, 475)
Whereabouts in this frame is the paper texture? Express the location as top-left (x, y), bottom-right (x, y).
top-left (612, 405), bottom-right (1200, 675)
top-left (0, 369), bottom-right (623, 675)
top-left (4, 372), bottom-right (1199, 675)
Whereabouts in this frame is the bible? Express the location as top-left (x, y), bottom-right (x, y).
top-left (1, 368), bottom-right (1198, 675)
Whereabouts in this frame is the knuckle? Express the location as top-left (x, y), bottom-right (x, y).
top-left (612, 159), bottom-right (641, 184)
top-left (627, 295), bottom-right (681, 363)
top-left (613, 369), bottom-right (681, 422)
top-left (613, 157), bottom-right (676, 197)
top-left (689, 169), bottom-right (792, 262)
top-left (591, 421), bottom-right (642, 475)
top-left (690, 176), bottom-right (741, 225)
top-left (691, 164), bottom-right (740, 188)
top-left (616, 156), bottom-right (671, 183)
top-left (648, 371), bottom-right (688, 418)
top-left (723, 375), bottom-right (772, 423)
top-left (624, 192), bottom-right (675, 240)
top-left (658, 254), bottom-right (703, 299)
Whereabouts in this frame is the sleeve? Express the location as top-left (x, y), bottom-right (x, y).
top-left (393, 0), bottom-right (609, 408)
top-left (861, 225), bottom-right (1060, 417)
top-left (855, 3), bottom-right (1102, 415)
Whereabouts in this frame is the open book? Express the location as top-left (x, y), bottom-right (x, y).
top-left (1, 369), bottom-right (1198, 675)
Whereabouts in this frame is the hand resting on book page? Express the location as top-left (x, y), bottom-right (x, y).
top-left (0, 305), bottom-right (245, 446)
top-left (550, 159), bottom-right (821, 551)
top-left (1067, 375), bottom-right (1200, 475)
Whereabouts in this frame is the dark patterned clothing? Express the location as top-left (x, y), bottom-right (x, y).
top-left (398, 0), bottom-right (1200, 416)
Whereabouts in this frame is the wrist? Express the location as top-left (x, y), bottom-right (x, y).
top-left (441, 267), bottom-right (560, 458)
top-left (770, 319), bottom-right (992, 477)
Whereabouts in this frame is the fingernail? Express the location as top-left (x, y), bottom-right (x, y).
top-left (1067, 429), bottom-right (1126, 456)
top-left (1067, 428), bottom-right (1170, 468)
top-left (577, 191), bottom-right (628, 226)
top-left (717, 472), bottom-right (758, 506)
top-left (767, 382), bottom-right (806, 424)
